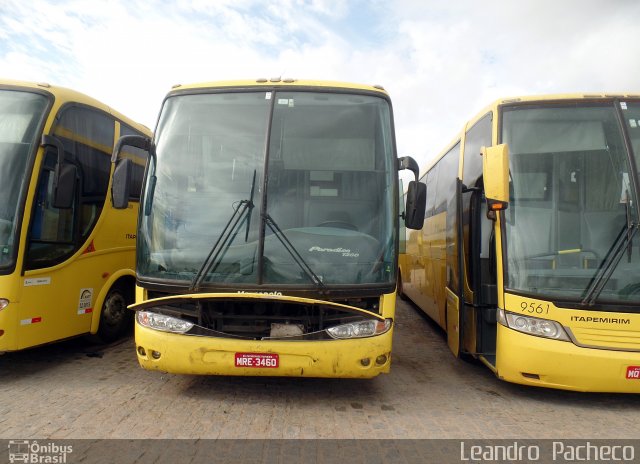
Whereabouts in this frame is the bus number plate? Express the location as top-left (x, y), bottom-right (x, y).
top-left (235, 353), bottom-right (279, 368)
top-left (626, 366), bottom-right (640, 379)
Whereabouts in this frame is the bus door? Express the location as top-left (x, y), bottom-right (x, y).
top-left (455, 183), bottom-right (498, 362)
top-left (18, 106), bottom-right (115, 349)
top-left (446, 178), bottom-right (463, 356)
top-left (468, 188), bottom-right (498, 365)
top-left (18, 148), bottom-right (89, 348)
top-left (458, 114), bottom-right (495, 361)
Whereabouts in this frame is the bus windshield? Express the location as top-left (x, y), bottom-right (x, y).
top-left (139, 90), bottom-right (397, 289)
top-left (503, 102), bottom-right (640, 307)
top-left (0, 90), bottom-right (48, 269)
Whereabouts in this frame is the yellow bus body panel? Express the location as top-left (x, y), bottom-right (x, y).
top-left (135, 324), bottom-right (392, 378)
top-left (133, 291), bottom-right (396, 378)
top-left (400, 212), bottom-right (447, 328)
top-left (0, 80), bottom-right (149, 351)
top-left (400, 92), bottom-right (640, 392)
top-left (496, 324), bottom-right (640, 393)
top-left (497, 293), bottom-right (640, 392)
top-left (14, 229), bottom-right (137, 351)
top-left (172, 79), bottom-right (389, 96)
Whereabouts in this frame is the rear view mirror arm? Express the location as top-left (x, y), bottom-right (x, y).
top-left (398, 156), bottom-right (420, 181)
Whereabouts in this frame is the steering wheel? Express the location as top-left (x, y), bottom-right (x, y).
top-left (316, 221), bottom-right (358, 231)
top-left (524, 249), bottom-right (601, 265)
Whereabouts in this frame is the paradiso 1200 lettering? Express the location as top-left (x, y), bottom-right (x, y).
top-left (308, 246), bottom-right (360, 258)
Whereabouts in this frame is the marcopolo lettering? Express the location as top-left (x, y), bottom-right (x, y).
top-left (236, 290), bottom-right (283, 296)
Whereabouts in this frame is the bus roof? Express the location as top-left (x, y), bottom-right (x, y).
top-left (167, 78), bottom-right (389, 96)
top-left (469, 92), bottom-right (640, 125)
top-left (0, 78), bottom-right (151, 135)
top-left (496, 92), bottom-right (640, 105)
top-left (420, 92), bottom-right (640, 178)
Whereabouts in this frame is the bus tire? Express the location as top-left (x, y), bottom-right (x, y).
top-left (97, 283), bottom-right (133, 343)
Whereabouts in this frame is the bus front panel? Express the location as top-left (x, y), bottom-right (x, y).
top-left (497, 293), bottom-right (640, 392)
top-left (131, 292), bottom-right (395, 378)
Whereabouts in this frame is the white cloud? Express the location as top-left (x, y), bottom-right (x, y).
top-left (1, 0), bottom-right (639, 168)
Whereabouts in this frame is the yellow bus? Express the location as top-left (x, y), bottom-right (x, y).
top-left (111, 78), bottom-right (425, 378)
top-left (399, 94), bottom-right (640, 392)
top-left (0, 80), bottom-right (151, 351)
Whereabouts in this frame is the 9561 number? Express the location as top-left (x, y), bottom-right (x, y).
top-left (520, 300), bottom-right (550, 315)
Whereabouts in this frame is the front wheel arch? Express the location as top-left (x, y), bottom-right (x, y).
top-left (96, 278), bottom-right (135, 343)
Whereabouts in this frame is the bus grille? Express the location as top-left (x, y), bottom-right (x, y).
top-left (570, 327), bottom-right (640, 351)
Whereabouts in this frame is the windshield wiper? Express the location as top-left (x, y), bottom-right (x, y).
top-left (189, 171), bottom-right (256, 292)
top-left (263, 214), bottom-right (326, 289)
top-left (625, 190), bottom-right (635, 262)
top-left (582, 195), bottom-right (639, 305)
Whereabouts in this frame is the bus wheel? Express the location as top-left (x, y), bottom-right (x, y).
top-left (97, 284), bottom-right (132, 343)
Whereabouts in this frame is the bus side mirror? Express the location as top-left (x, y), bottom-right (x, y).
top-left (111, 135), bottom-right (151, 210)
top-left (112, 158), bottom-right (132, 209)
top-left (405, 180), bottom-right (426, 230)
top-left (482, 144), bottom-right (510, 219)
top-left (398, 156), bottom-right (426, 230)
top-left (398, 156), bottom-right (420, 180)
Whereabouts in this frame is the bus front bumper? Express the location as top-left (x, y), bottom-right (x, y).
top-left (134, 322), bottom-right (393, 378)
top-left (496, 324), bottom-right (640, 393)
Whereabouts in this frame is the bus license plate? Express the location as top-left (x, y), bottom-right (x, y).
top-left (626, 366), bottom-right (640, 379)
top-left (235, 353), bottom-right (279, 368)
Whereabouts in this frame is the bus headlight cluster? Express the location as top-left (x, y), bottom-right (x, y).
top-left (326, 319), bottom-right (392, 339)
top-left (0, 299), bottom-right (9, 311)
top-left (137, 311), bottom-right (194, 334)
top-left (497, 309), bottom-right (570, 341)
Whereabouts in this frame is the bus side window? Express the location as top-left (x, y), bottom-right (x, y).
top-left (26, 106), bottom-right (114, 270)
top-left (27, 151), bottom-right (77, 266)
top-left (120, 123), bottom-right (150, 200)
top-left (462, 112), bottom-right (493, 297)
top-left (59, 107), bottom-right (113, 240)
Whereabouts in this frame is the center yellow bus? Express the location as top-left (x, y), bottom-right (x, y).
top-left (399, 94), bottom-right (640, 392)
top-left (111, 79), bottom-right (425, 378)
top-left (0, 80), bottom-right (151, 352)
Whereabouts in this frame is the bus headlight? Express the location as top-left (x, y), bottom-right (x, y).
top-left (137, 311), bottom-right (194, 334)
top-left (0, 299), bottom-right (8, 311)
top-left (497, 309), bottom-right (570, 341)
top-left (326, 319), bottom-right (392, 339)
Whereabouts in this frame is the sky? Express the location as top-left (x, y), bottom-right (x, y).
top-left (2, 0), bottom-right (639, 169)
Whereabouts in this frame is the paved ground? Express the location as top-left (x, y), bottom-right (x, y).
top-left (0, 300), bottom-right (639, 440)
